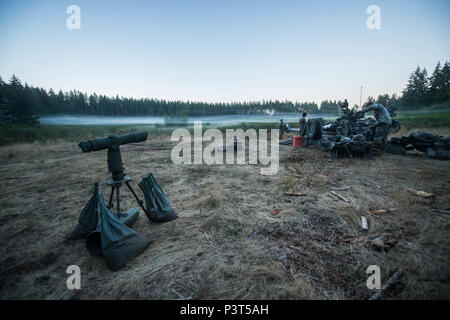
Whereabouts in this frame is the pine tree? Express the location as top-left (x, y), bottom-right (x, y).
top-left (5, 75), bottom-right (40, 125)
top-left (402, 66), bottom-right (429, 109)
top-left (364, 96), bottom-right (375, 107)
top-left (428, 61), bottom-right (442, 103)
top-left (0, 76), bottom-right (8, 122)
top-left (376, 94), bottom-right (390, 106)
top-left (440, 61), bottom-right (450, 103)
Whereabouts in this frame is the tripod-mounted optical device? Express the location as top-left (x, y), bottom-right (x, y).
top-left (73, 131), bottom-right (177, 271)
top-left (79, 132), bottom-right (150, 224)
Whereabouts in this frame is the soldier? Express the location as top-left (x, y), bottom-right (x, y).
top-left (299, 112), bottom-right (307, 135)
top-left (279, 119), bottom-right (285, 139)
top-left (341, 99), bottom-right (349, 110)
top-left (360, 103), bottom-right (392, 146)
top-left (340, 99), bottom-right (351, 120)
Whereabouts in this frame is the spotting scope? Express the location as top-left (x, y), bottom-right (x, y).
top-left (79, 131), bottom-right (148, 153)
top-left (79, 131), bottom-right (148, 182)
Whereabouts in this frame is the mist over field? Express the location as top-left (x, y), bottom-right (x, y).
top-left (40, 113), bottom-right (335, 126)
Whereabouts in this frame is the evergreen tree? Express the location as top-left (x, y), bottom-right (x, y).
top-left (440, 61), bottom-right (450, 103)
top-left (402, 66), bottom-right (429, 108)
top-left (0, 76), bottom-right (9, 122)
top-left (3, 75), bottom-right (40, 125)
top-left (376, 94), bottom-right (390, 106)
top-left (428, 61), bottom-right (442, 103)
top-left (364, 96), bottom-right (375, 107)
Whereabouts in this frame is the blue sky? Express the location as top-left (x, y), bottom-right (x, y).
top-left (0, 0), bottom-right (449, 106)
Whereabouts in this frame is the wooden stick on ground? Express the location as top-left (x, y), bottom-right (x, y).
top-left (368, 270), bottom-right (404, 300)
top-left (369, 208), bottom-right (397, 215)
top-left (406, 188), bottom-right (435, 198)
top-left (330, 191), bottom-right (349, 202)
top-left (331, 186), bottom-right (351, 191)
top-left (284, 192), bottom-right (307, 196)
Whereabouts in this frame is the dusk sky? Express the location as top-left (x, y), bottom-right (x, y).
top-left (0, 0), bottom-right (449, 106)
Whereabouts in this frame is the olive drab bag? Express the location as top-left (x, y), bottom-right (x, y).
top-left (138, 172), bottom-right (178, 222)
top-left (69, 183), bottom-right (100, 240)
top-left (69, 182), bottom-right (139, 240)
top-left (85, 193), bottom-right (151, 271)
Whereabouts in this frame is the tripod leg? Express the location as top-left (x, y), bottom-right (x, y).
top-left (108, 185), bottom-right (115, 209)
top-left (125, 181), bottom-right (149, 216)
top-left (116, 185), bottom-right (121, 214)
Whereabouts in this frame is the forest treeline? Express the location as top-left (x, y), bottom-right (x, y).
top-left (0, 61), bottom-right (449, 125)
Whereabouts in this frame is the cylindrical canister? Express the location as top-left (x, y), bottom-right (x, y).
top-left (293, 136), bottom-right (303, 148)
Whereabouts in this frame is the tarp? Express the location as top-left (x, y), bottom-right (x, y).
top-left (138, 172), bottom-right (178, 222)
top-left (86, 193), bottom-right (151, 271)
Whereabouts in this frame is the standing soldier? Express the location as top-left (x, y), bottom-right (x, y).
top-left (341, 99), bottom-right (349, 109)
top-left (279, 119), bottom-right (285, 139)
top-left (299, 112), bottom-right (307, 135)
top-left (359, 103), bottom-right (392, 146)
top-left (340, 99), bottom-right (349, 113)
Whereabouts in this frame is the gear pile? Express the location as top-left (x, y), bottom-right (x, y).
top-left (385, 130), bottom-right (450, 160)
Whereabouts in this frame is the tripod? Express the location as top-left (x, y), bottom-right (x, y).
top-left (104, 140), bottom-right (149, 224)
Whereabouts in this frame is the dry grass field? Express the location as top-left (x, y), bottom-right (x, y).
top-left (0, 127), bottom-right (449, 300)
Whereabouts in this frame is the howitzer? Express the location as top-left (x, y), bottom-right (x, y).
top-left (323, 109), bottom-right (373, 139)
